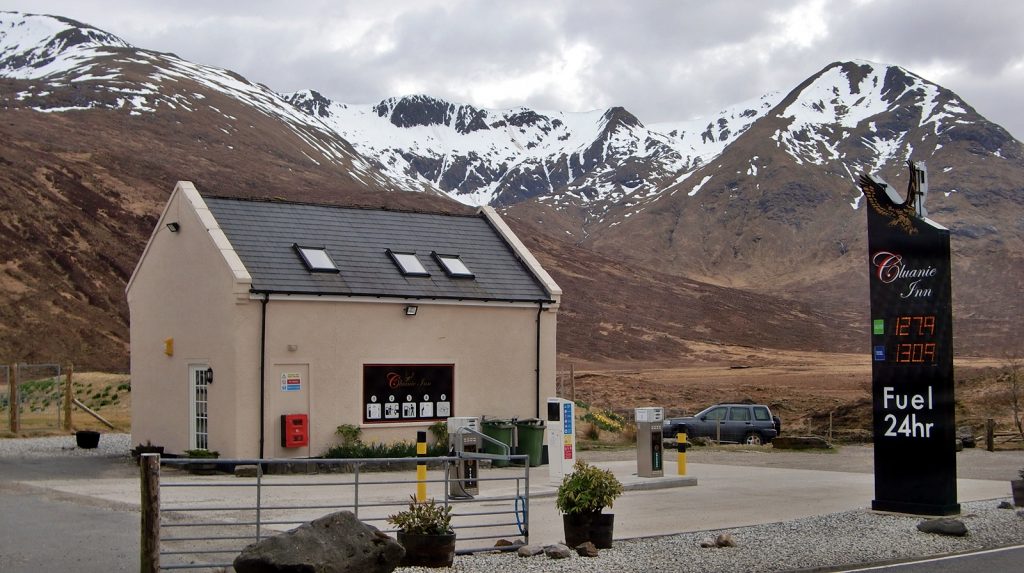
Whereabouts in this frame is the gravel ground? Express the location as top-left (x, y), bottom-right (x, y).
top-left (399, 501), bottom-right (1024, 572)
top-left (0, 433), bottom-right (133, 458)
top-left (4, 436), bottom-right (1022, 572)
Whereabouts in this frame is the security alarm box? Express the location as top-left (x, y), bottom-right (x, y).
top-left (281, 414), bottom-right (309, 448)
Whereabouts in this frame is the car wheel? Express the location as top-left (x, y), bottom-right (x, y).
top-left (743, 432), bottom-right (763, 446)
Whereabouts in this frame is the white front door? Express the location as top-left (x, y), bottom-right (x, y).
top-left (189, 365), bottom-right (211, 450)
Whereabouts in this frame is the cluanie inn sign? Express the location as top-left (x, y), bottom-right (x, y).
top-left (860, 160), bottom-right (960, 515)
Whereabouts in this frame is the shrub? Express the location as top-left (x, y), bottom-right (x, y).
top-left (322, 440), bottom-right (447, 459)
top-left (335, 424), bottom-right (362, 445)
top-left (581, 408), bottom-right (625, 433)
top-left (184, 449), bottom-right (219, 458)
top-left (428, 421), bottom-right (448, 447)
top-left (555, 459), bottom-right (624, 515)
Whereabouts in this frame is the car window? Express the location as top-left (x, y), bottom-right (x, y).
top-left (704, 406), bottom-right (727, 421)
top-left (728, 407), bottom-right (751, 421)
top-left (753, 406), bottom-right (771, 421)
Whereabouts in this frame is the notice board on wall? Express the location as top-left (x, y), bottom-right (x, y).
top-left (362, 364), bottom-right (454, 424)
top-left (861, 162), bottom-right (959, 516)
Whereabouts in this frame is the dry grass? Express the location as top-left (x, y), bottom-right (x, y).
top-left (1, 371), bottom-right (130, 437)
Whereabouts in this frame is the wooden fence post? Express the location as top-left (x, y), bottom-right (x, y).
top-left (63, 364), bottom-right (74, 431)
top-left (140, 453), bottom-right (161, 573)
top-left (570, 363), bottom-right (575, 403)
top-left (986, 418), bottom-right (995, 452)
top-left (9, 363), bottom-right (17, 434)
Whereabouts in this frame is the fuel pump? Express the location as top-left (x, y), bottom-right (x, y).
top-left (635, 407), bottom-right (664, 477)
top-left (546, 397), bottom-right (576, 484)
top-left (446, 416), bottom-right (480, 498)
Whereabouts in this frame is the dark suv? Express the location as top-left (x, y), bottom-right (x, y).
top-left (662, 404), bottom-right (781, 446)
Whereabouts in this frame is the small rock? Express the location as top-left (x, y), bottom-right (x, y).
top-left (699, 539), bottom-right (716, 548)
top-left (998, 501), bottom-right (1014, 509)
top-left (575, 541), bottom-right (599, 557)
top-left (517, 544), bottom-right (544, 557)
top-left (544, 544), bottom-right (571, 559)
top-left (494, 539), bottom-right (517, 547)
top-left (956, 426), bottom-right (976, 448)
top-left (916, 518), bottom-right (968, 537)
top-left (1017, 510), bottom-right (1024, 519)
top-left (715, 533), bottom-right (737, 547)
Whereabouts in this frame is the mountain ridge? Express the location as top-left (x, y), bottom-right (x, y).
top-left (1, 11), bottom-right (1021, 370)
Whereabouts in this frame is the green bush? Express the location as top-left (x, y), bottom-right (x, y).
top-left (322, 440), bottom-right (447, 459)
top-left (555, 459), bottom-right (624, 515)
top-left (335, 424), bottom-right (362, 445)
top-left (184, 449), bottom-right (220, 458)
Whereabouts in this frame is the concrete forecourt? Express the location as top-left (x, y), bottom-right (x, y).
top-left (0, 435), bottom-right (1022, 572)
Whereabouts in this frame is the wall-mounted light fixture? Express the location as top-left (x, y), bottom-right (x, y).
top-left (166, 222), bottom-right (181, 232)
top-left (404, 305), bottom-right (418, 316)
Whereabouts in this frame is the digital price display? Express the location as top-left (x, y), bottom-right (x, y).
top-left (873, 315), bottom-right (938, 365)
top-left (862, 162), bottom-right (959, 516)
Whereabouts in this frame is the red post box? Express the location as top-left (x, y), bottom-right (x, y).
top-left (281, 414), bottom-right (309, 448)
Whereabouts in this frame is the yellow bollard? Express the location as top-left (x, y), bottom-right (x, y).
top-left (677, 432), bottom-right (688, 476)
top-left (416, 430), bottom-right (427, 502)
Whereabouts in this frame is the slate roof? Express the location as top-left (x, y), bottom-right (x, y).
top-left (203, 196), bottom-right (554, 302)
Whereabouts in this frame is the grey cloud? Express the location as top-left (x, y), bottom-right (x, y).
top-left (2, 0), bottom-right (1022, 139)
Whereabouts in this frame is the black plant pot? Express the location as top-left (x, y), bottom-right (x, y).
top-left (75, 430), bottom-right (100, 449)
top-left (397, 531), bottom-right (456, 568)
top-left (562, 512), bottom-right (614, 549)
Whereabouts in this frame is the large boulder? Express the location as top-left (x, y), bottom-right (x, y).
top-left (234, 511), bottom-right (404, 573)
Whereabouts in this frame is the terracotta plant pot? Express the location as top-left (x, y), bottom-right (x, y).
top-left (562, 512), bottom-right (614, 549)
top-left (1012, 479), bottom-right (1024, 507)
top-left (397, 531), bottom-right (456, 568)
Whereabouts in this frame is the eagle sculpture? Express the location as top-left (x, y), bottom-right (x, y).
top-left (859, 160), bottom-right (928, 235)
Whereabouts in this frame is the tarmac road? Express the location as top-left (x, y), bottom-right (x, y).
top-left (0, 481), bottom-right (137, 573)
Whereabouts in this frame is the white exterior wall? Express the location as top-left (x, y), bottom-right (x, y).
top-left (127, 183), bottom-right (258, 457)
top-left (260, 298), bottom-right (557, 458)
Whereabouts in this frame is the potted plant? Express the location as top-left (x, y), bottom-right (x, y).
top-left (184, 448), bottom-right (220, 475)
top-left (555, 459), bottom-right (624, 548)
top-left (1012, 467), bottom-right (1024, 507)
top-left (387, 496), bottom-right (455, 568)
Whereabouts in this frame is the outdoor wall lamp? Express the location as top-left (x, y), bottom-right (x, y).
top-left (166, 222), bottom-right (181, 232)
top-left (404, 305), bottom-right (418, 316)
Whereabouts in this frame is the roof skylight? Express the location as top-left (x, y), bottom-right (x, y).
top-left (294, 244), bottom-right (339, 273)
top-left (387, 250), bottom-right (429, 276)
top-left (434, 253), bottom-right (475, 278)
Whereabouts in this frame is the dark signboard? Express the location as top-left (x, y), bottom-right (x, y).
top-left (861, 161), bottom-right (959, 515)
top-left (363, 364), bottom-right (454, 424)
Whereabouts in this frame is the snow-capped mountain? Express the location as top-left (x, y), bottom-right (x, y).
top-left (1, 11), bottom-right (1022, 369)
top-left (283, 89), bottom-right (783, 210)
top-left (0, 11), bottom-right (436, 196)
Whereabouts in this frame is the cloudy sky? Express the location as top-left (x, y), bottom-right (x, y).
top-left (4, 0), bottom-right (1023, 139)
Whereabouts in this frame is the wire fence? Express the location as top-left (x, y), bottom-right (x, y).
top-left (1, 363), bottom-right (64, 432)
